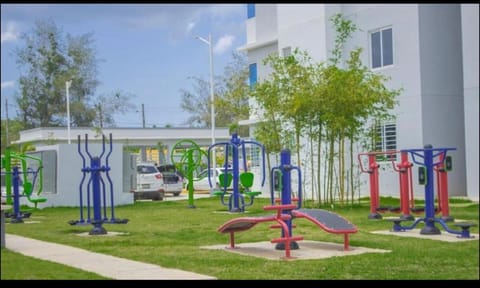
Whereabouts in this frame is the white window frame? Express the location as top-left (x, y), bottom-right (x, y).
top-left (375, 122), bottom-right (397, 161)
top-left (370, 26), bottom-right (394, 70)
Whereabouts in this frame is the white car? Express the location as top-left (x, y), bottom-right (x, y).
top-left (186, 168), bottom-right (233, 191)
top-left (155, 164), bottom-right (183, 197)
top-left (133, 163), bottom-right (165, 201)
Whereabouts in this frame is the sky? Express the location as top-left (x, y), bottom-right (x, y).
top-left (0, 3), bottom-right (247, 128)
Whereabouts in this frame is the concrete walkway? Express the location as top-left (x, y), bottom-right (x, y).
top-left (4, 234), bottom-right (216, 280)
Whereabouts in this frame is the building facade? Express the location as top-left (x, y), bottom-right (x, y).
top-left (239, 4), bottom-right (479, 201)
top-left (13, 126), bottom-right (231, 164)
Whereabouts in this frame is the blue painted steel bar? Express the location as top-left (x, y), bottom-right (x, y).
top-left (105, 133), bottom-right (116, 220)
top-left (11, 167), bottom-right (23, 223)
top-left (77, 135), bottom-right (87, 223)
top-left (274, 148), bottom-right (302, 250)
top-left (231, 134), bottom-right (241, 212)
top-left (280, 149), bottom-right (293, 240)
top-left (89, 157), bottom-right (106, 235)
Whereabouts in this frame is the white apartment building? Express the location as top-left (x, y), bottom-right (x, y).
top-left (239, 4), bottom-right (479, 201)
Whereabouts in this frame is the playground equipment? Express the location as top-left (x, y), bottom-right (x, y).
top-left (208, 133), bottom-right (266, 212)
top-left (358, 150), bottom-right (414, 220)
top-left (4, 166), bottom-right (31, 223)
top-left (387, 145), bottom-right (476, 238)
top-left (171, 139), bottom-right (208, 208)
top-left (1, 148), bottom-right (47, 209)
top-left (358, 149), bottom-right (454, 221)
top-left (68, 134), bottom-right (128, 235)
top-left (218, 148), bottom-right (358, 259)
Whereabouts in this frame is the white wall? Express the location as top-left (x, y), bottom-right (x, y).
top-left (34, 143), bottom-right (134, 209)
top-left (277, 4), bottom-right (329, 62)
top-left (462, 4), bottom-right (480, 201)
top-left (255, 4), bottom-right (278, 43)
top-left (418, 4), bottom-right (466, 197)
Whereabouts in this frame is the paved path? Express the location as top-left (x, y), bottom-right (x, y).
top-left (5, 234), bottom-right (216, 280)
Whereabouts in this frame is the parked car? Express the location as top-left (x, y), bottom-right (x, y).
top-left (133, 163), bottom-right (165, 201)
top-left (155, 164), bottom-right (183, 197)
top-left (185, 167), bottom-right (233, 192)
top-left (133, 163), bottom-right (184, 201)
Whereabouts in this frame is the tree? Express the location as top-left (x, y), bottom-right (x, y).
top-left (180, 75), bottom-right (214, 127)
top-left (250, 13), bottom-right (401, 206)
top-left (180, 51), bottom-right (250, 135)
top-left (13, 19), bottom-right (134, 129)
top-left (252, 49), bottom-right (316, 166)
top-left (92, 90), bottom-right (137, 128)
top-left (1, 119), bottom-right (25, 155)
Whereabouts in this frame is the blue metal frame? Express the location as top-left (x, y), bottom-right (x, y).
top-left (270, 148), bottom-right (302, 249)
top-left (391, 145), bottom-right (474, 238)
top-left (69, 133), bottom-right (128, 235)
top-left (208, 133), bottom-right (266, 212)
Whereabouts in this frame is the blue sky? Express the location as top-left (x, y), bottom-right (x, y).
top-left (1, 3), bottom-right (247, 127)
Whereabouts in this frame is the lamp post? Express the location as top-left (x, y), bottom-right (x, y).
top-left (195, 34), bottom-right (216, 170)
top-left (66, 80), bottom-right (72, 144)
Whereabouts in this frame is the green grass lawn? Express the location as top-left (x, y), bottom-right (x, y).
top-left (1, 196), bottom-right (479, 280)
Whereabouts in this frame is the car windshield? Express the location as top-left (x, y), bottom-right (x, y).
top-left (157, 165), bottom-right (176, 173)
top-left (137, 165), bottom-right (158, 174)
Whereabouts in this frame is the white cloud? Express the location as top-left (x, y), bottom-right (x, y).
top-left (186, 21), bottom-right (196, 33)
top-left (213, 35), bottom-right (234, 55)
top-left (1, 21), bottom-right (20, 44)
top-left (1, 81), bottom-right (15, 89)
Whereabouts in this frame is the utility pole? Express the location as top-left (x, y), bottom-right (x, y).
top-left (66, 80), bottom-right (72, 144)
top-left (142, 103), bottom-right (146, 128)
top-left (195, 33), bottom-right (216, 170)
top-left (141, 103), bottom-right (146, 162)
top-left (5, 97), bottom-right (9, 147)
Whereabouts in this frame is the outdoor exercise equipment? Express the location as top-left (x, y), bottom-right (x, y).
top-left (433, 153), bottom-right (454, 222)
top-left (359, 150), bottom-right (422, 220)
top-left (1, 148), bottom-right (47, 208)
top-left (171, 139), bottom-right (208, 208)
top-left (387, 145), bottom-right (476, 238)
top-left (4, 166), bottom-right (32, 223)
top-left (218, 148), bottom-right (358, 259)
top-left (208, 133), bottom-right (266, 212)
top-left (68, 134), bottom-right (128, 235)
top-left (359, 148), bottom-right (455, 221)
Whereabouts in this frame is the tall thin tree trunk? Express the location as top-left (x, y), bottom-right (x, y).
top-left (317, 124), bottom-right (323, 207)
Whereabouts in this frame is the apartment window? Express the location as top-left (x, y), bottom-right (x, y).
top-left (375, 123), bottom-right (397, 161)
top-left (371, 27), bottom-right (393, 69)
top-left (247, 4), bottom-right (255, 19)
top-left (249, 63), bottom-right (257, 89)
top-left (282, 47), bottom-right (292, 57)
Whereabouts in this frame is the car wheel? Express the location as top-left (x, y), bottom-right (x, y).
top-left (153, 191), bottom-right (164, 201)
top-left (173, 192), bottom-right (181, 197)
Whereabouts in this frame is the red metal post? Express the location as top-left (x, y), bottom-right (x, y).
top-left (368, 154), bottom-right (381, 219)
top-left (398, 152), bottom-right (414, 220)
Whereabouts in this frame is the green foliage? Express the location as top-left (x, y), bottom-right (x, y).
top-left (329, 13), bottom-right (359, 66)
top-left (1, 249), bottom-right (108, 280)
top-left (250, 13), bottom-right (401, 206)
top-left (12, 19), bottom-right (135, 130)
top-left (91, 90), bottom-right (137, 128)
top-left (1, 119), bottom-right (25, 154)
top-left (180, 51), bottom-right (250, 134)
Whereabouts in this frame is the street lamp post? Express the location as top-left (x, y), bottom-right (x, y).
top-left (196, 34), bottom-right (216, 170)
top-left (66, 80), bottom-right (72, 144)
